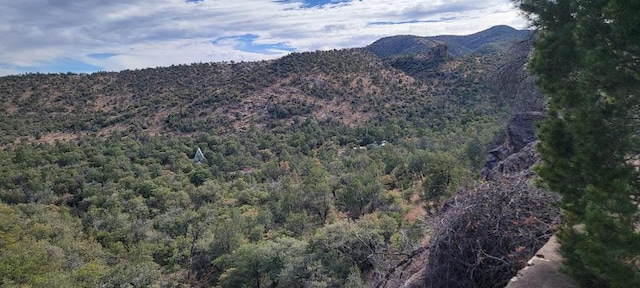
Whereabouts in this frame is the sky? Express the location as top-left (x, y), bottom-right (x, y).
top-left (0, 0), bottom-right (529, 76)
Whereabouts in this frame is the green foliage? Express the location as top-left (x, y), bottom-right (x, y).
top-left (0, 203), bottom-right (110, 287)
top-left (0, 30), bottom-right (526, 286)
top-left (0, 130), bottom-right (470, 286)
top-left (0, 116), bottom-right (497, 286)
top-left (464, 137), bottom-right (484, 172)
top-left (519, 0), bottom-right (640, 286)
top-left (101, 261), bottom-right (161, 288)
top-left (215, 237), bottom-right (307, 288)
top-left (304, 213), bottom-right (402, 286)
top-left (189, 168), bottom-right (211, 186)
top-left (335, 154), bottom-right (386, 218)
top-left (407, 150), bottom-right (462, 213)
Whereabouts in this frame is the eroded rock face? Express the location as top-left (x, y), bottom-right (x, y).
top-left (505, 111), bottom-right (544, 151)
top-left (483, 141), bottom-right (541, 181)
top-left (481, 111), bottom-right (545, 181)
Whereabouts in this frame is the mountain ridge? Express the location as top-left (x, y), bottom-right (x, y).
top-left (0, 25), bottom-right (530, 145)
top-left (363, 25), bottom-right (531, 58)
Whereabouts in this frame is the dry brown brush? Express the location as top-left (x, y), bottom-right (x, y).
top-left (423, 177), bottom-right (561, 288)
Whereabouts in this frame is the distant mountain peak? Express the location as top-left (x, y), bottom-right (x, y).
top-left (363, 35), bottom-right (446, 58)
top-left (364, 25), bottom-right (531, 58)
top-left (480, 25), bottom-right (518, 32)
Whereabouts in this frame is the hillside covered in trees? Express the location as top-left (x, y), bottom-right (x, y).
top-left (0, 26), bottom-right (542, 287)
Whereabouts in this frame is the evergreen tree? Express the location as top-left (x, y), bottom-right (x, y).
top-left (517, 0), bottom-right (640, 286)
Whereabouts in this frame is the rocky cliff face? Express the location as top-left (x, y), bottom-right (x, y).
top-left (481, 111), bottom-right (545, 181)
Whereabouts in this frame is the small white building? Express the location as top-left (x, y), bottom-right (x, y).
top-left (193, 147), bottom-right (206, 164)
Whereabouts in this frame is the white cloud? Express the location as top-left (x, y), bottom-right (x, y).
top-left (0, 0), bottom-right (528, 76)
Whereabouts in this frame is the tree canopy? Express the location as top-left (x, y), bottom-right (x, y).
top-left (517, 0), bottom-right (640, 286)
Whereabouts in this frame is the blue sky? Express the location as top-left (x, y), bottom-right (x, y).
top-left (0, 0), bottom-right (527, 76)
top-left (212, 34), bottom-right (296, 54)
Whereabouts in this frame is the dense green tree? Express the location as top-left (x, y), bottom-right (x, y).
top-left (463, 137), bottom-right (484, 172)
top-left (215, 237), bottom-right (307, 288)
top-left (308, 214), bottom-right (400, 286)
top-left (100, 261), bottom-right (161, 288)
top-left (335, 169), bottom-right (385, 218)
top-left (295, 157), bottom-right (333, 223)
top-left (406, 150), bottom-right (460, 212)
top-left (517, 0), bottom-right (640, 286)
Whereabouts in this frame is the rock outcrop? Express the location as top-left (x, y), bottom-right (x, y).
top-left (481, 111), bottom-right (545, 181)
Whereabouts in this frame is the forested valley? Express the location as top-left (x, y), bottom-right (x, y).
top-left (0, 26), bottom-right (545, 287)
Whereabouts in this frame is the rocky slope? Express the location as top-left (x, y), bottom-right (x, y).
top-left (481, 111), bottom-right (546, 181)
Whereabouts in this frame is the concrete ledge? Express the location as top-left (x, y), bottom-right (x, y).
top-left (506, 236), bottom-right (578, 288)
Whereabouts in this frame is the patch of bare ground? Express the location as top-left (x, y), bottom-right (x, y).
top-left (5, 101), bottom-right (17, 115)
top-left (148, 107), bottom-right (175, 134)
top-left (15, 132), bottom-right (80, 145)
top-left (4, 89), bottom-right (30, 115)
top-left (18, 88), bottom-right (33, 102)
top-left (93, 92), bottom-right (135, 112)
top-left (92, 95), bottom-right (112, 111)
top-left (313, 99), bottom-right (373, 126)
top-left (402, 193), bottom-right (426, 223)
top-left (11, 123), bottom-right (139, 146)
top-left (227, 74), bottom-right (378, 130)
top-left (441, 59), bottom-right (461, 71)
top-left (97, 124), bottom-right (130, 137)
top-left (230, 79), bottom-right (305, 130)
